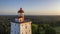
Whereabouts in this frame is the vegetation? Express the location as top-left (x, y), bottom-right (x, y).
top-left (32, 24), bottom-right (56, 34)
top-left (0, 15), bottom-right (60, 34)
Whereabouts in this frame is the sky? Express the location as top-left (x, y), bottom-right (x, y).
top-left (0, 0), bottom-right (60, 15)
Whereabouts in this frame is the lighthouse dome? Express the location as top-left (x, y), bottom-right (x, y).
top-left (18, 8), bottom-right (24, 13)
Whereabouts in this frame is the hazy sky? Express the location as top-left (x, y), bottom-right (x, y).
top-left (0, 0), bottom-right (60, 15)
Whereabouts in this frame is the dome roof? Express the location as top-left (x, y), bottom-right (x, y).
top-left (18, 8), bottom-right (24, 13)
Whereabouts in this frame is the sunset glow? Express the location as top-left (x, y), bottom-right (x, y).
top-left (0, 0), bottom-right (60, 15)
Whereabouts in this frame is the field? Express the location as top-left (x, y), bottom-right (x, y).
top-left (54, 27), bottom-right (60, 34)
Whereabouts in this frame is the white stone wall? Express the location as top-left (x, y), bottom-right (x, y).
top-left (10, 21), bottom-right (32, 34)
top-left (20, 21), bottom-right (32, 34)
top-left (10, 22), bottom-right (20, 34)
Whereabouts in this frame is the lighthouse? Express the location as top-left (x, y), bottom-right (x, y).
top-left (10, 8), bottom-right (32, 34)
top-left (18, 8), bottom-right (24, 22)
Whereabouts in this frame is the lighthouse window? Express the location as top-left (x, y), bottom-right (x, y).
top-left (20, 19), bottom-right (21, 22)
top-left (15, 24), bottom-right (16, 26)
top-left (22, 25), bottom-right (23, 26)
top-left (25, 24), bottom-right (26, 25)
top-left (15, 31), bottom-right (16, 34)
top-left (25, 26), bottom-right (27, 29)
top-left (26, 32), bottom-right (27, 34)
top-left (29, 30), bottom-right (30, 32)
top-left (18, 32), bottom-right (19, 34)
top-left (25, 24), bottom-right (27, 29)
top-left (22, 33), bottom-right (23, 34)
top-left (11, 30), bottom-right (13, 32)
top-left (29, 23), bottom-right (31, 25)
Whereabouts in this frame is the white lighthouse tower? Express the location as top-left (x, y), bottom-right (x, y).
top-left (10, 8), bottom-right (32, 34)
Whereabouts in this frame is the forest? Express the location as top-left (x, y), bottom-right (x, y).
top-left (0, 15), bottom-right (60, 34)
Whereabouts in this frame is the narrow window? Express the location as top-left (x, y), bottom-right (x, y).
top-left (20, 19), bottom-right (21, 22)
top-left (15, 31), bottom-right (16, 34)
top-left (29, 30), bottom-right (30, 32)
top-left (22, 32), bottom-right (23, 34)
top-left (25, 26), bottom-right (27, 29)
top-left (22, 25), bottom-right (23, 26)
top-left (25, 24), bottom-right (26, 25)
top-left (25, 24), bottom-right (27, 29)
top-left (11, 30), bottom-right (13, 32)
top-left (26, 32), bottom-right (27, 34)
top-left (15, 24), bottom-right (16, 26)
top-left (18, 32), bottom-right (19, 34)
top-left (29, 23), bottom-right (31, 25)
top-left (15, 28), bottom-right (16, 30)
